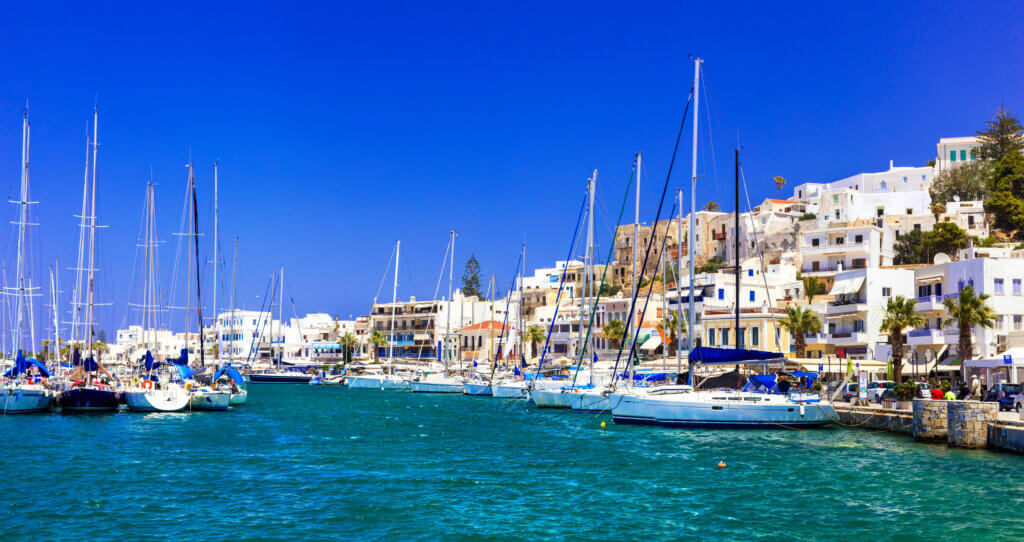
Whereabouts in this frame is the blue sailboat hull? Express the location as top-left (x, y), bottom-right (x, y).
top-left (59, 388), bottom-right (120, 412)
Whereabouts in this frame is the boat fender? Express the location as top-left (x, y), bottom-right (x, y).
top-left (141, 380), bottom-right (154, 390)
top-left (799, 404), bottom-right (805, 417)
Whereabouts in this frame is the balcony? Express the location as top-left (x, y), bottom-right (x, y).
top-left (828, 331), bottom-right (869, 345)
top-left (907, 328), bottom-right (945, 345)
top-left (828, 297), bottom-right (867, 314)
top-left (801, 242), bottom-right (867, 256)
top-left (712, 231), bottom-right (727, 241)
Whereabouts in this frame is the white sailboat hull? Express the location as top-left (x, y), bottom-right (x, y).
top-left (0, 385), bottom-right (52, 414)
top-left (229, 389), bottom-right (248, 405)
top-left (610, 390), bottom-right (837, 428)
top-left (410, 380), bottom-right (463, 393)
top-left (491, 382), bottom-right (528, 398)
top-left (347, 375), bottom-right (409, 390)
top-left (188, 389), bottom-right (231, 411)
top-left (125, 385), bottom-right (190, 412)
top-left (462, 383), bottom-right (493, 396)
top-left (529, 388), bottom-right (573, 408)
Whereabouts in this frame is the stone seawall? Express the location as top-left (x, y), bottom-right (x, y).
top-left (947, 401), bottom-right (998, 448)
top-left (835, 406), bottom-right (913, 434)
top-left (912, 399), bottom-right (947, 441)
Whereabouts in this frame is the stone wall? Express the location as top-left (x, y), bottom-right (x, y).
top-left (947, 401), bottom-right (997, 449)
top-left (912, 399), bottom-right (948, 441)
top-left (835, 406), bottom-right (913, 435)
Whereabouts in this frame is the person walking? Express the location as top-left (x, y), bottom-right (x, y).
top-left (969, 375), bottom-right (982, 400)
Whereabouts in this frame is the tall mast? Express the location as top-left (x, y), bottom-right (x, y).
top-left (687, 57), bottom-right (701, 387)
top-left (13, 111), bottom-right (30, 355)
top-left (212, 162), bottom-right (219, 363)
top-left (662, 248), bottom-right (669, 370)
top-left (85, 106), bottom-right (99, 359)
top-left (278, 266), bottom-right (284, 370)
top-left (71, 130), bottom-right (90, 357)
top-left (388, 241), bottom-right (400, 369)
top-left (588, 171), bottom-right (596, 356)
top-left (676, 189), bottom-right (684, 375)
top-left (230, 238), bottom-right (238, 366)
top-left (489, 274), bottom-right (495, 363)
top-left (519, 242), bottom-right (525, 365)
top-left (446, 230), bottom-right (454, 371)
top-left (631, 153), bottom-right (641, 384)
top-left (734, 148), bottom-right (741, 347)
top-left (49, 264), bottom-right (56, 363)
top-left (191, 165), bottom-right (205, 368)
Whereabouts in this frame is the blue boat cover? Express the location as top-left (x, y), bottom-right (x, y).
top-left (169, 348), bottom-right (188, 365)
top-left (689, 346), bottom-right (784, 365)
top-left (4, 351), bottom-right (50, 378)
top-left (213, 366), bottom-right (245, 386)
top-left (72, 347), bottom-right (82, 366)
top-left (742, 374), bottom-right (779, 393)
top-left (82, 355), bottom-right (99, 372)
top-left (175, 364), bottom-right (194, 380)
top-left (142, 350), bottom-right (159, 371)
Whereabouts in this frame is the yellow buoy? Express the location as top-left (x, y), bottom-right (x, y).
top-left (600, 421), bottom-right (606, 428)
top-left (717, 461), bottom-right (727, 469)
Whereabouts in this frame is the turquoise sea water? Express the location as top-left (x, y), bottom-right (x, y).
top-left (2, 385), bottom-right (1023, 540)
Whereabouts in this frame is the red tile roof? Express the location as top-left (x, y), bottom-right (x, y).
top-left (461, 320), bottom-right (508, 332)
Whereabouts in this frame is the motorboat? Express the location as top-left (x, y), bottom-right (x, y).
top-left (347, 371), bottom-right (410, 390)
top-left (410, 372), bottom-right (464, 393)
top-left (248, 371), bottom-right (314, 384)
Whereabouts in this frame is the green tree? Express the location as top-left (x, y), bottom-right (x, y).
top-left (984, 190), bottom-right (1024, 236)
top-left (524, 324), bottom-right (546, 360)
top-left (339, 332), bottom-right (358, 365)
top-left (462, 255), bottom-right (483, 298)
top-left (778, 305), bottom-right (822, 358)
top-left (696, 256), bottom-right (724, 274)
top-left (601, 319), bottom-right (626, 350)
top-left (704, 201), bottom-right (720, 212)
top-left (977, 106), bottom-right (1024, 162)
top-left (989, 153), bottom-right (1024, 197)
top-left (942, 286), bottom-right (995, 373)
top-left (368, 331), bottom-right (387, 363)
top-left (929, 160), bottom-right (992, 203)
top-left (801, 276), bottom-right (826, 304)
top-left (927, 222), bottom-right (969, 256)
top-left (929, 201), bottom-right (946, 223)
top-left (656, 310), bottom-right (686, 356)
top-left (879, 296), bottom-right (926, 383)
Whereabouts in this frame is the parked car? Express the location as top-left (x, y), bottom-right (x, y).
top-left (840, 383), bottom-right (859, 402)
top-left (1015, 394), bottom-right (1024, 414)
top-left (865, 380), bottom-right (895, 403)
top-left (983, 383), bottom-right (1022, 411)
top-left (915, 383), bottom-right (933, 399)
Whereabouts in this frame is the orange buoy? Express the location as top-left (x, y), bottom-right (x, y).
top-left (717, 461), bottom-right (727, 469)
top-left (600, 421), bottom-right (606, 428)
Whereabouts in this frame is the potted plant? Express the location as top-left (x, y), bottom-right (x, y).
top-left (893, 380), bottom-right (917, 410)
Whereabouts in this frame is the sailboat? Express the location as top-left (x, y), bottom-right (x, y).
top-left (215, 238), bottom-right (248, 404)
top-left (1, 110), bottom-right (53, 414)
top-left (124, 181), bottom-right (190, 412)
top-left (248, 268), bottom-right (313, 384)
top-left (347, 240), bottom-right (410, 390)
top-left (58, 107), bottom-right (120, 412)
top-left (610, 63), bottom-right (837, 427)
top-left (411, 231), bottom-right (466, 394)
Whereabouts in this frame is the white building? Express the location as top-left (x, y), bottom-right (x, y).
top-left (792, 163), bottom-right (935, 202)
top-left (799, 225), bottom-right (893, 275)
top-left (935, 136), bottom-right (982, 173)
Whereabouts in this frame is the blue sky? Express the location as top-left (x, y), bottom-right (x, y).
top-left (0, 1), bottom-right (1022, 340)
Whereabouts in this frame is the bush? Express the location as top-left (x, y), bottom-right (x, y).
top-left (799, 213), bottom-right (816, 221)
top-left (940, 379), bottom-right (952, 393)
top-left (894, 381), bottom-right (917, 401)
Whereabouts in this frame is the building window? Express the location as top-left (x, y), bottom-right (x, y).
top-left (995, 278), bottom-right (1004, 295)
top-left (1015, 315), bottom-right (1022, 331)
top-left (721, 328), bottom-right (729, 345)
top-left (971, 149), bottom-right (977, 160)
top-left (812, 238), bottom-right (820, 247)
top-left (903, 176), bottom-right (908, 183)
top-left (853, 320), bottom-right (865, 332)
top-left (752, 327), bottom-right (759, 346)
top-left (961, 150), bottom-right (967, 161)
top-left (877, 207), bottom-right (884, 217)
top-left (749, 291), bottom-right (755, 302)
top-left (709, 329), bottom-right (716, 346)
top-left (718, 288), bottom-right (725, 300)
top-left (936, 283), bottom-right (942, 296)
top-left (855, 234), bottom-right (863, 243)
top-left (913, 224), bottom-right (921, 231)
top-left (747, 269), bottom-right (753, 277)
top-left (1015, 279), bottom-right (1022, 296)
top-left (950, 150), bottom-right (957, 162)
top-left (834, 210), bottom-right (840, 220)
top-left (833, 195), bottom-right (839, 204)
top-left (906, 208), bottom-right (913, 215)
top-left (882, 287), bottom-right (892, 297)
top-left (880, 182), bottom-right (887, 191)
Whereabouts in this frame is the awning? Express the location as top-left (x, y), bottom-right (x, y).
top-left (640, 335), bottom-right (662, 351)
top-left (829, 276), bottom-right (865, 296)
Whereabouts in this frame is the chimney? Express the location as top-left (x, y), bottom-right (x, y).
top-left (889, 160), bottom-right (894, 170)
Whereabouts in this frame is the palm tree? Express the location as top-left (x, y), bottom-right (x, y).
top-left (601, 319), bottom-right (627, 350)
top-left (368, 330), bottom-right (387, 363)
top-left (802, 276), bottom-right (826, 304)
top-left (656, 310), bottom-right (686, 356)
top-left (524, 324), bottom-right (546, 360)
top-left (703, 201), bottom-right (720, 212)
top-left (943, 286), bottom-right (995, 376)
top-left (880, 296), bottom-right (926, 383)
top-left (339, 332), bottom-right (358, 365)
top-left (773, 175), bottom-right (786, 199)
top-left (930, 202), bottom-right (946, 223)
top-left (778, 305), bottom-right (822, 358)
top-left (40, 339), bottom-right (51, 362)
